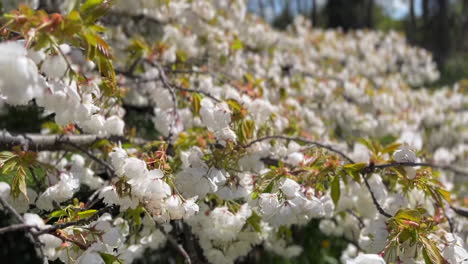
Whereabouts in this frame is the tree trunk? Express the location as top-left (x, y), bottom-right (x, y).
top-left (366, 0), bottom-right (374, 28)
top-left (311, 0), bottom-right (317, 26)
top-left (422, 0), bottom-right (429, 26)
top-left (462, 0), bottom-right (468, 50)
top-left (435, 0), bottom-right (450, 66)
top-left (408, 0), bottom-right (416, 43)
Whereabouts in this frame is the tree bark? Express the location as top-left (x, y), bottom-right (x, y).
top-left (462, 0), bottom-right (468, 50)
top-left (408, 0), bottom-right (416, 43)
top-left (366, 0), bottom-right (374, 28)
top-left (435, 0), bottom-right (450, 66)
top-left (311, 0), bottom-right (317, 26)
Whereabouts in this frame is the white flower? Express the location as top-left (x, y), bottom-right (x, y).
top-left (39, 234), bottom-right (62, 260)
top-left (286, 152), bottom-right (304, 166)
top-left (399, 131), bottom-right (423, 150)
top-left (351, 143), bottom-right (370, 163)
top-left (78, 251), bottom-right (105, 264)
top-left (393, 145), bottom-right (417, 163)
top-left (441, 233), bottom-right (468, 264)
top-left (359, 216), bottom-right (389, 253)
top-left (166, 195), bottom-right (184, 219)
top-left (81, 114), bottom-right (106, 135)
top-left (122, 157), bottom-right (148, 179)
top-left (319, 219), bottom-right (343, 236)
top-left (183, 196), bottom-right (199, 218)
top-left (41, 44), bottom-right (70, 79)
top-left (433, 147), bottom-right (455, 166)
top-left (104, 116), bottom-right (125, 136)
top-left (0, 41), bottom-right (44, 105)
top-left (259, 193), bottom-right (280, 218)
top-left (280, 178), bottom-right (300, 198)
top-left (23, 213), bottom-right (46, 228)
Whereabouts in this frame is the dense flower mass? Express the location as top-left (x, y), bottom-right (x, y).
top-left (0, 0), bottom-right (467, 264)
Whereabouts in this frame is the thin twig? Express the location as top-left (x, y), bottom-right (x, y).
top-left (451, 206), bottom-right (468, 218)
top-left (243, 135), bottom-right (354, 163)
top-left (152, 62), bottom-right (179, 140)
top-left (157, 225), bottom-right (192, 264)
top-left (369, 162), bottom-right (468, 177)
top-left (0, 196), bottom-right (48, 264)
top-left (34, 206), bottom-right (115, 236)
top-left (362, 173), bottom-right (392, 218)
top-left (0, 223), bottom-right (34, 234)
top-left (59, 140), bottom-right (115, 178)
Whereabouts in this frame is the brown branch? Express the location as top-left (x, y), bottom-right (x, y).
top-left (451, 206), bottom-right (468, 218)
top-left (152, 62), bottom-right (180, 140)
top-left (0, 132), bottom-right (146, 151)
top-left (120, 76), bottom-right (222, 103)
top-left (0, 196), bottom-right (48, 264)
top-left (157, 225), bottom-right (192, 264)
top-left (362, 173), bottom-right (392, 218)
top-left (369, 162), bottom-right (468, 177)
top-left (0, 223), bottom-right (35, 234)
top-left (59, 140), bottom-right (115, 178)
top-left (243, 135), bottom-right (355, 163)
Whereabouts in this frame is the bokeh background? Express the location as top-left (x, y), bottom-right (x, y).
top-left (247, 0), bottom-right (468, 87)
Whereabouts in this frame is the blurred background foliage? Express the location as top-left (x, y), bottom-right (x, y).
top-left (248, 0), bottom-right (468, 87)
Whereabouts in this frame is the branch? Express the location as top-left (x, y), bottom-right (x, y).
top-left (369, 162), bottom-right (468, 177)
top-left (451, 206), bottom-right (468, 218)
top-left (60, 140), bottom-right (115, 178)
top-left (0, 196), bottom-right (48, 264)
top-left (0, 223), bottom-right (34, 234)
top-left (157, 225), bottom-right (192, 264)
top-left (362, 173), bottom-right (392, 218)
top-left (0, 131), bottom-right (146, 151)
top-left (120, 76), bottom-right (222, 103)
top-left (243, 135), bottom-right (355, 163)
top-left (152, 63), bottom-right (180, 140)
top-left (34, 206), bottom-right (116, 236)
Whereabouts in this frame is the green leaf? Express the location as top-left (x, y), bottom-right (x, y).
top-left (80, 0), bottom-right (111, 25)
top-left (1, 159), bottom-right (18, 174)
top-left (0, 151), bottom-right (17, 163)
top-left (381, 142), bottom-right (401, 154)
top-left (331, 175), bottom-right (341, 206)
top-left (226, 99), bottom-right (243, 113)
top-left (49, 209), bottom-right (68, 219)
top-left (11, 166), bottom-right (28, 199)
top-left (191, 93), bottom-right (202, 117)
top-left (246, 211), bottom-right (262, 232)
top-left (263, 180), bottom-right (275, 194)
top-left (99, 252), bottom-right (123, 264)
top-left (238, 119), bottom-right (255, 144)
top-left (91, 139), bottom-right (111, 149)
top-left (343, 162), bottom-right (367, 172)
top-left (435, 188), bottom-right (451, 203)
top-left (77, 209), bottom-right (98, 219)
top-left (420, 236), bottom-right (446, 264)
top-left (66, 10), bottom-right (81, 21)
top-left (251, 191), bottom-right (259, 200)
top-left (231, 37), bottom-right (244, 51)
top-left (394, 209), bottom-right (422, 225)
top-left (390, 166), bottom-right (407, 178)
top-left (378, 134), bottom-right (397, 146)
top-left (80, 0), bottom-right (104, 13)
